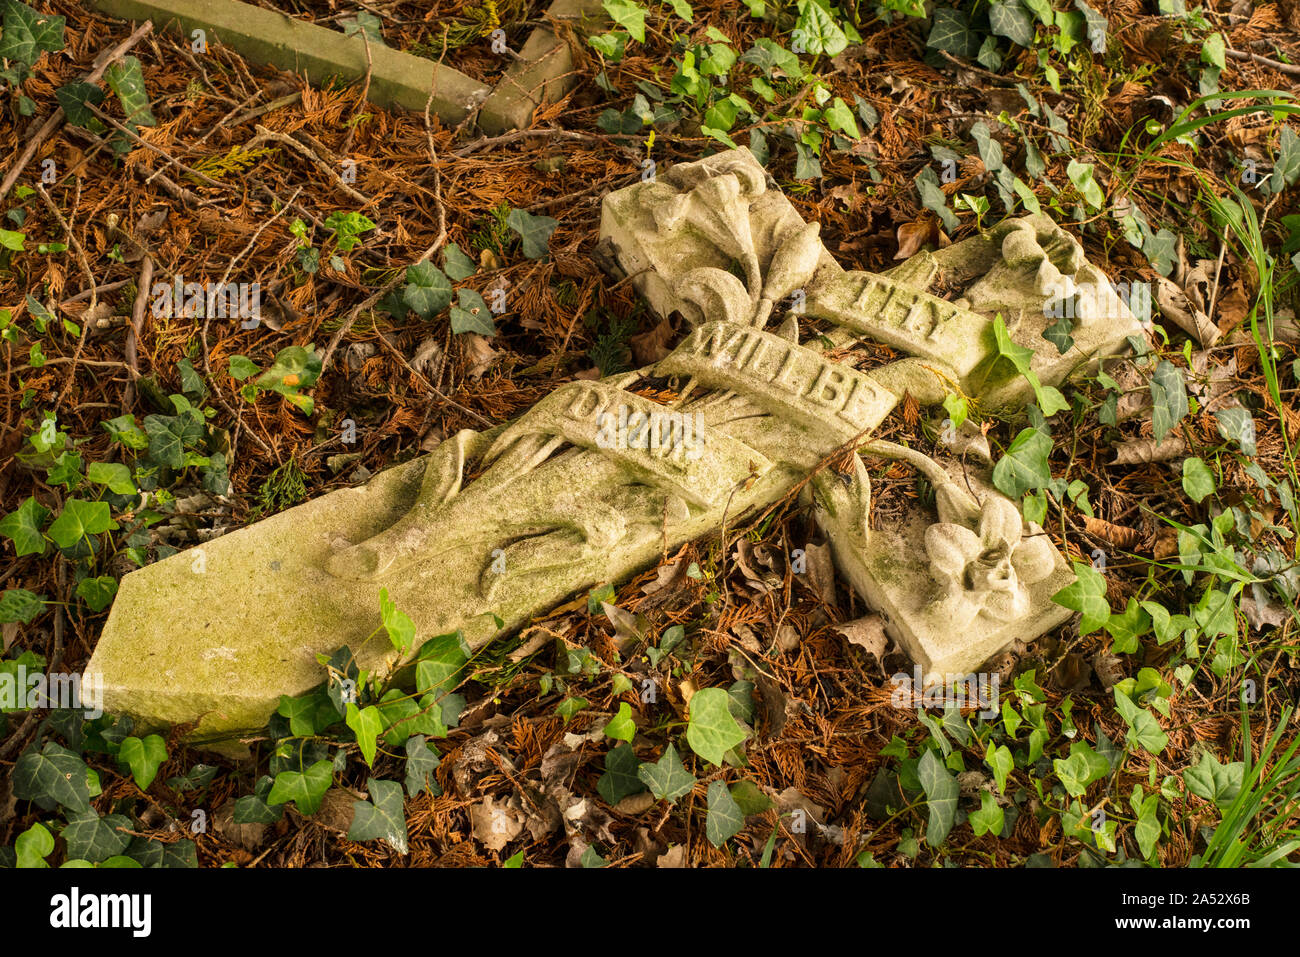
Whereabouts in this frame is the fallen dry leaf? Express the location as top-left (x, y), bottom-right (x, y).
top-left (470, 796), bottom-right (524, 852)
top-left (834, 615), bottom-right (888, 661)
top-left (461, 333), bottom-right (497, 379)
top-left (630, 317), bottom-right (676, 364)
top-left (1112, 435), bottom-right (1186, 464)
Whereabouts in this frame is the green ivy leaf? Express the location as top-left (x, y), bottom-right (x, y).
top-left (340, 10), bottom-right (386, 44)
top-left (449, 288), bottom-right (496, 336)
top-left (704, 780), bottom-right (745, 846)
top-left (378, 689), bottom-right (446, 746)
top-left (143, 411), bottom-right (204, 469)
top-left (1052, 740), bottom-right (1109, 797)
top-left (1275, 125), bottom-right (1300, 189)
top-left (323, 211), bottom-right (375, 252)
top-left (55, 80), bottom-right (105, 130)
top-left (1150, 360), bottom-right (1188, 440)
top-left (969, 121), bottom-right (1004, 173)
top-left (588, 31), bottom-right (626, 59)
top-left (985, 742), bottom-right (1013, 793)
top-left (15, 822), bottom-right (54, 868)
top-left (13, 742), bottom-right (89, 811)
top-left (62, 808), bottom-right (131, 863)
top-left (255, 345), bottom-right (322, 395)
top-left (1042, 314), bottom-right (1075, 354)
top-left (602, 0), bottom-right (647, 42)
top-left (349, 777), bottom-right (409, 854)
top-left (86, 461), bottom-right (136, 495)
top-left (1143, 228), bottom-right (1178, 277)
top-left (117, 734), bottom-right (168, 790)
top-left (1105, 598), bottom-right (1151, 654)
top-left (917, 748), bottom-right (958, 846)
top-left (442, 242), bottom-right (477, 280)
top-left (992, 314), bottom-right (1070, 415)
top-left (637, 743), bottom-right (696, 803)
top-left (1052, 562), bottom-right (1111, 635)
top-left (1200, 31), bottom-right (1226, 69)
top-left (602, 702), bottom-right (636, 743)
top-left (0, 496), bottom-right (50, 557)
top-left (1182, 457), bottom-right (1216, 503)
top-left (729, 779), bottom-right (772, 815)
top-left (1066, 159), bottom-right (1105, 210)
top-left (505, 208), bottom-right (559, 259)
top-left (686, 687), bottom-right (747, 765)
top-left (46, 499), bottom-right (116, 550)
top-left (1183, 751), bottom-right (1244, 806)
top-left (597, 741), bottom-right (646, 805)
top-left (555, 696), bottom-right (588, 723)
top-left (1143, 601), bottom-right (1194, 646)
top-left (1114, 692), bottom-right (1168, 755)
top-left (1074, 0), bottom-right (1107, 50)
top-left (0, 1), bottom-right (65, 69)
top-left (992, 427), bottom-right (1053, 498)
top-left (823, 97), bottom-right (859, 137)
top-left (101, 413), bottom-right (149, 450)
top-left (403, 261), bottom-right (453, 317)
top-left (104, 56), bottom-right (155, 131)
top-left (989, 0), bottom-right (1035, 46)
top-left (1214, 406), bottom-right (1256, 454)
top-left (228, 355), bottom-right (260, 380)
top-left (1133, 787), bottom-right (1160, 858)
top-left (414, 631), bottom-right (470, 697)
top-left (276, 694), bottom-right (319, 737)
top-left (346, 703), bottom-right (385, 767)
top-left (968, 790), bottom-right (1005, 837)
top-left (405, 734), bottom-right (442, 798)
top-left (268, 759), bottom-right (333, 815)
top-left (232, 776), bottom-right (284, 824)
top-left (916, 166), bottom-right (958, 232)
top-left (793, 0), bottom-right (848, 55)
top-left (379, 587), bottom-right (415, 652)
top-left (75, 575), bottom-right (118, 613)
top-left (927, 6), bottom-right (979, 57)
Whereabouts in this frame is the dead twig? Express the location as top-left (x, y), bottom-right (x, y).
top-left (1225, 48), bottom-right (1300, 77)
top-left (247, 125), bottom-right (371, 206)
top-left (124, 255), bottom-right (154, 413)
top-left (35, 184), bottom-right (97, 411)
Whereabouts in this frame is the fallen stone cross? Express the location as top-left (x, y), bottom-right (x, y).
top-left (87, 148), bottom-right (1145, 743)
top-left (89, 0), bottom-right (604, 131)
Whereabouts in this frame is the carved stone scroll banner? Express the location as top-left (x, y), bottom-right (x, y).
top-left (87, 147), bottom-right (1143, 744)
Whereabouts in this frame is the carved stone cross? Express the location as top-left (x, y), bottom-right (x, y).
top-left (86, 148), bottom-right (1144, 742)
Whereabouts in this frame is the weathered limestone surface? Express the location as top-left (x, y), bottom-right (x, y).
top-left (90, 0), bottom-right (491, 121)
top-left (89, 147), bottom-right (1140, 742)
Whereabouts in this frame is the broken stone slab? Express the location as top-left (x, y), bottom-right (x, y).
top-left (810, 443), bottom-right (1074, 681)
top-left (87, 147), bottom-right (1105, 743)
top-left (478, 0), bottom-right (606, 134)
top-left (89, 341), bottom-right (945, 742)
top-left (89, 0), bottom-right (491, 121)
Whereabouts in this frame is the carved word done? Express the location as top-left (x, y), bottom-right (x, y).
top-left (595, 404), bottom-right (705, 462)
